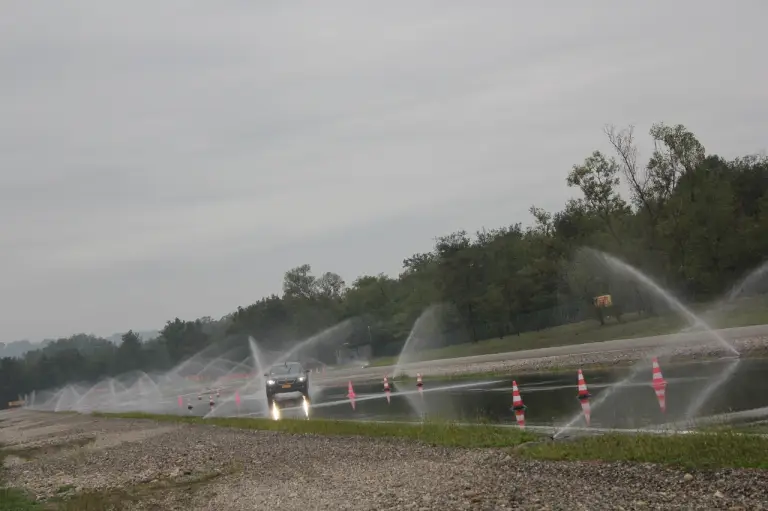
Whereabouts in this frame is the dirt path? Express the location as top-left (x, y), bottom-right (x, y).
top-left (2, 410), bottom-right (768, 510)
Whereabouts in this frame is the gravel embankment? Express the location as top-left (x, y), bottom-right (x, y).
top-left (431, 336), bottom-right (768, 378)
top-left (321, 335), bottom-right (768, 384)
top-left (2, 410), bottom-right (768, 510)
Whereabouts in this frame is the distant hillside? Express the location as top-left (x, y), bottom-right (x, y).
top-left (0, 339), bottom-right (39, 358)
top-left (0, 330), bottom-right (159, 359)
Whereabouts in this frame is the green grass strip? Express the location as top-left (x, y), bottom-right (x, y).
top-left (94, 412), bottom-right (538, 448)
top-left (0, 488), bottom-right (42, 510)
top-left (521, 432), bottom-right (768, 470)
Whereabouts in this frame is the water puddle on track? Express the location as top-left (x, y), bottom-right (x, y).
top-left (173, 359), bottom-right (768, 429)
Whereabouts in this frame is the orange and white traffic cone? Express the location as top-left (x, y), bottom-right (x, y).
top-left (580, 399), bottom-right (591, 426)
top-left (511, 380), bottom-right (527, 429)
top-left (651, 357), bottom-right (667, 413)
top-left (209, 396), bottom-right (214, 410)
top-left (577, 369), bottom-right (591, 400)
top-left (383, 375), bottom-right (391, 404)
top-left (197, 393), bottom-right (202, 401)
top-left (416, 373), bottom-right (424, 399)
top-left (577, 369), bottom-right (591, 426)
top-left (347, 381), bottom-right (356, 410)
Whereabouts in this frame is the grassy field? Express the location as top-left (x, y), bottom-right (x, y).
top-left (371, 296), bottom-right (768, 366)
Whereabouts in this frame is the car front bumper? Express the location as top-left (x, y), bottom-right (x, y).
top-left (267, 381), bottom-right (308, 395)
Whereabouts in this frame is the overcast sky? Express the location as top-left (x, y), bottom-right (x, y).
top-left (2, 1), bottom-right (767, 342)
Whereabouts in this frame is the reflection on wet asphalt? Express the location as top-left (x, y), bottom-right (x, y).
top-left (190, 359), bottom-right (768, 429)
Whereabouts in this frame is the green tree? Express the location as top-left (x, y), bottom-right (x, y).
top-left (283, 264), bottom-right (317, 300)
top-left (115, 330), bottom-right (143, 374)
top-left (566, 150), bottom-right (628, 246)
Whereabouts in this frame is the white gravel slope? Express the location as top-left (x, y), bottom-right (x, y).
top-left (2, 410), bottom-right (768, 510)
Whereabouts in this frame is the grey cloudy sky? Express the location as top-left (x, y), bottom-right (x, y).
top-left (2, 1), bottom-right (767, 342)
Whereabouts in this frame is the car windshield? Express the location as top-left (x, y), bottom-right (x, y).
top-left (269, 363), bottom-right (302, 375)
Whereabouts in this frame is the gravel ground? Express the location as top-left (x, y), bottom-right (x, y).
top-left (321, 335), bottom-right (768, 385)
top-left (2, 410), bottom-right (768, 510)
top-left (430, 336), bottom-right (768, 378)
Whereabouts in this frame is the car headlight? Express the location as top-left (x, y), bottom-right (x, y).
top-left (298, 376), bottom-right (305, 382)
top-left (267, 379), bottom-right (276, 385)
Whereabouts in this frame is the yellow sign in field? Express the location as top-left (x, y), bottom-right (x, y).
top-left (593, 294), bottom-right (613, 308)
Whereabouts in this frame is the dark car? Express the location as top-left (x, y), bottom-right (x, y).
top-left (265, 361), bottom-right (310, 403)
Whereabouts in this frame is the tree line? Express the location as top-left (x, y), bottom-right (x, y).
top-left (2, 122), bottom-right (767, 408)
